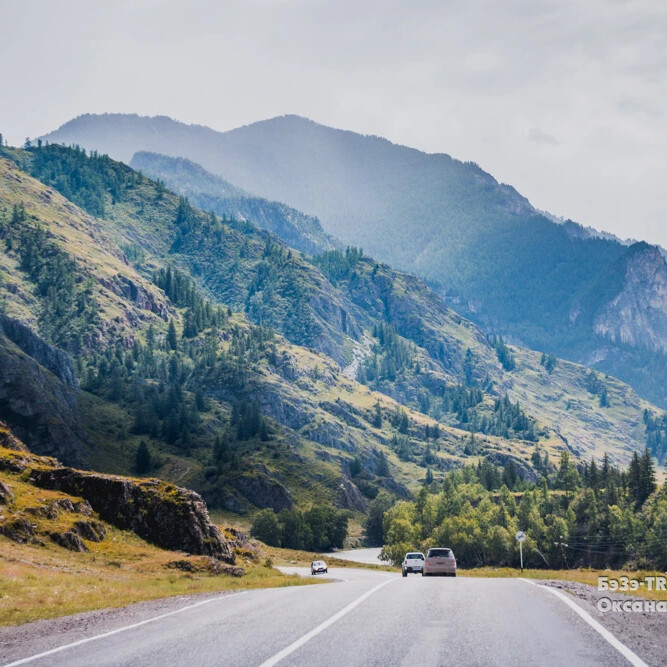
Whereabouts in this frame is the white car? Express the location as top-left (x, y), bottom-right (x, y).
top-left (402, 552), bottom-right (425, 576)
top-left (311, 560), bottom-right (328, 575)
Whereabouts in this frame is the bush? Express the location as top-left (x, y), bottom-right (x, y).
top-left (251, 509), bottom-right (282, 547)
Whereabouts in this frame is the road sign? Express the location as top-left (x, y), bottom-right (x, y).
top-left (516, 531), bottom-right (525, 571)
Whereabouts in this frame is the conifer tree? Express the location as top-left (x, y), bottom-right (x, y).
top-left (167, 318), bottom-right (178, 351)
top-left (135, 441), bottom-right (152, 474)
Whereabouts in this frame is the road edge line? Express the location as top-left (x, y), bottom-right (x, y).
top-left (259, 575), bottom-right (397, 667)
top-left (2, 592), bottom-right (247, 667)
top-left (519, 579), bottom-right (648, 667)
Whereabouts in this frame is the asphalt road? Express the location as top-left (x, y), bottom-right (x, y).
top-left (326, 547), bottom-right (385, 565)
top-left (3, 566), bottom-right (647, 667)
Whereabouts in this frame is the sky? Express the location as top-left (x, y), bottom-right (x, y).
top-left (2, 0), bottom-right (666, 247)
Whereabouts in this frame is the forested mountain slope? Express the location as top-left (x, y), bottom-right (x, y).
top-left (0, 144), bottom-right (663, 520)
top-left (40, 113), bottom-right (667, 408)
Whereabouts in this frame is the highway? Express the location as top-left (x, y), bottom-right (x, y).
top-left (3, 565), bottom-right (648, 667)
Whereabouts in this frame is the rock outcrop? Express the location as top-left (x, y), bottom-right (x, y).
top-left (0, 315), bottom-right (79, 388)
top-left (28, 466), bottom-right (235, 562)
top-left (0, 420), bottom-right (28, 452)
top-left (594, 243), bottom-right (667, 353)
top-left (103, 274), bottom-right (169, 320)
top-left (0, 336), bottom-right (87, 465)
top-left (336, 478), bottom-right (367, 512)
top-left (227, 473), bottom-right (294, 512)
top-left (0, 446), bottom-right (235, 562)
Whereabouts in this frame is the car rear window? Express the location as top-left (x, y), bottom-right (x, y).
top-left (428, 549), bottom-right (452, 558)
top-left (406, 553), bottom-right (424, 559)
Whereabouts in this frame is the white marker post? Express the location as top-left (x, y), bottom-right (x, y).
top-left (516, 530), bottom-right (526, 572)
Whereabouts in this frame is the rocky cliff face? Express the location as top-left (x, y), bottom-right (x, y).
top-left (594, 244), bottom-right (667, 352)
top-left (0, 335), bottom-right (88, 465)
top-left (0, 446), bottom-right (235, 562)
top-left (0, 315), bottom-right (79, 388)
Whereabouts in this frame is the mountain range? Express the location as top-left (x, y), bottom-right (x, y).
top-left (40, 113), bottom-right (667, 409)
top-left (1, 140), bottom-right (663, 518)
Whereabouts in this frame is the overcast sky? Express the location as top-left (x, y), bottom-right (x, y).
top-left (2, 0), bottom-right (666, 246)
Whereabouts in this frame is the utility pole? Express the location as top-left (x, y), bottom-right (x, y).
top-left (555, 535), bottom-right (569, 570)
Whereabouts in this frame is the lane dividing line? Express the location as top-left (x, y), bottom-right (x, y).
top-left (519, 579), bottom-right (648, 667)
top-left (3, 592), bottom-right (247, 667)
top-left (259, 576), bottom-right (398, 667)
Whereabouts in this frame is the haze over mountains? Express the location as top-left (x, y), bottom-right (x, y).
top-left (41, 113), bottom-right (667, 408)
top-left (1, 139), bottom-right (664, 516)
top-left (130, 151), bottom-right (338, 256)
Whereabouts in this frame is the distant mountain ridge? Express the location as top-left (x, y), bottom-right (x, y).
top-left (130, 151), bottom-right (339, 255)
top-left (40, 113), bottom-right (667, 407)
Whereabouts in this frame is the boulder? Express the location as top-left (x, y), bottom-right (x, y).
top-left (73, 520), bottom-right (106, 542)
top-left (0, 518), bottom-right (35, 543)
top-left (166, 557), bottom-right (245, 577)
top-left (50, 530), bottom-right (88, 552)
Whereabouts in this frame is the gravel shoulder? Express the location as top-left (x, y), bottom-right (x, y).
top-left (0, 590), bottom-right (240, 664)
top-left (542, 579), bottom-right (665, 666)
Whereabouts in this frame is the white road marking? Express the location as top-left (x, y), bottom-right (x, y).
top-left (519, 579), bottom-right (648, 667)
top-left (259, 575), bottom-right (398, 667)
top-left (3, 592), bottom-right (247, 667)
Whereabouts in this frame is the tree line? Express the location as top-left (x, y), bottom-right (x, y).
top-left (377, 449), bottom-right (665, 570)
top-left (251, 506), bottom-right (349, 551)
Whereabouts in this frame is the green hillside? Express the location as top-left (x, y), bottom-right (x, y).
top-left (0, 143), bottom-right (663, 523)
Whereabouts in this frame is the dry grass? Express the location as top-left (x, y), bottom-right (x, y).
top-left (0, 534), bottom-right (319, 627)
top-left (0, 469), bottom-right (318, 627)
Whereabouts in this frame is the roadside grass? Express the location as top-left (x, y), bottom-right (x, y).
top-left (0, 533), bottom-right (318, 627)
top-left (460, 567), bottom-right (667, 601)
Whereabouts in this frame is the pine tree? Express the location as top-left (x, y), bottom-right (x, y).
top-left (627, 451), bottom-right (642, 505)
top-left (398, 410), bottom-right (409, 434)
top-left (639, 448), bottom-right (657, 504)
top-left (601, 452), bottom-right (610, 487)
top-left (135, 441), bottom-right (152, 474)
top-left (599, 387), bottom-right (609, 408)
top-left (372, 401), bottom-right (382, 428)
top-left (377, 451), bottom-right (390, 477)
top-left (463, 348), bottom-right (475, 386)
top-left (195, 387), bottom-right (208, 412)
top-left (167, 319), bottom-right (178, 351)
top-left (588, 458), bottom-right (599, 492)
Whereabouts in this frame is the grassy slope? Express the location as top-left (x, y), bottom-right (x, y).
top-left (0, 152), bottom-right (532, 491)
top-left (0, 149), bottom-right (661, 514)
top-left (506, 346), bottom-right (654, 463)
top-left (0, 454), bottom-right (316, 627)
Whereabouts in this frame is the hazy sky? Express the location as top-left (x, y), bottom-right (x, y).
top-left (2, 0), bottom-right (666, 246)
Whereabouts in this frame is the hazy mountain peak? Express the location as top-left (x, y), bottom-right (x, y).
top-left (39, 111), bottom-right (667, 406)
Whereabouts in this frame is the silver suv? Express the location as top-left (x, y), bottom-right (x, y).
top-left (402, 552), bottom-right (425, 576)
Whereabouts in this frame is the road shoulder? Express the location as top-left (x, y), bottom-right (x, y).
top-left (534, 579), bottom-right (662, 666)
top-left (0, 591), bottom-right (239, 665)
